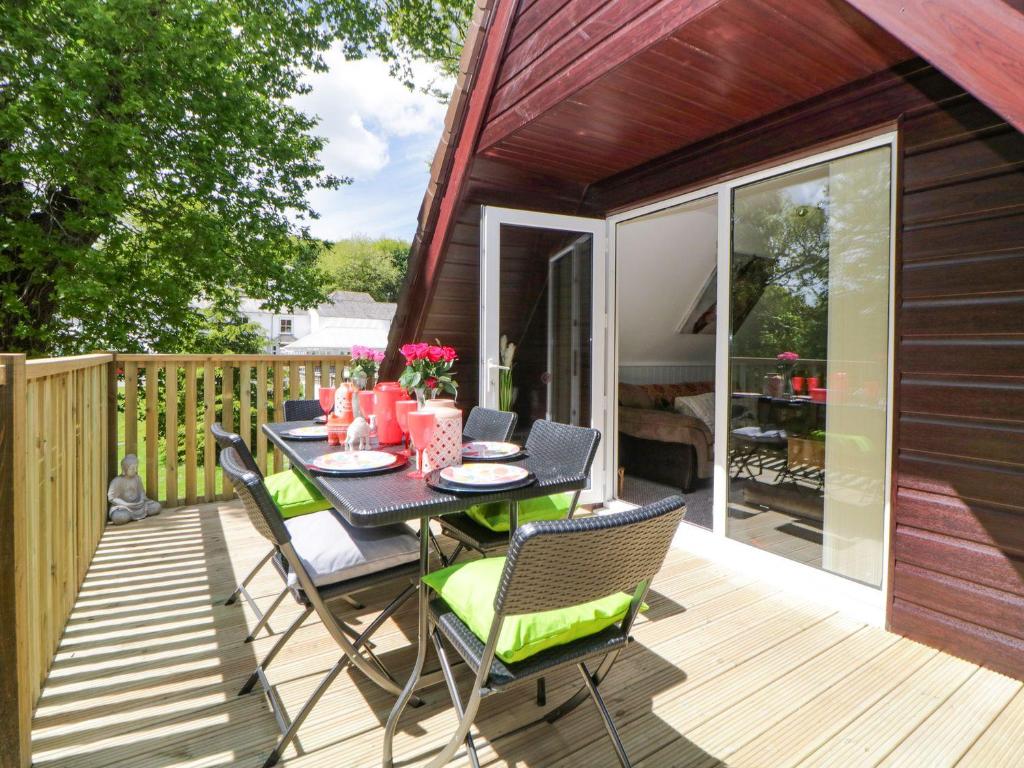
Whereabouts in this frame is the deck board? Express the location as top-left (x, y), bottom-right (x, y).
top-left (31, 501), bottom-right (1024, 768)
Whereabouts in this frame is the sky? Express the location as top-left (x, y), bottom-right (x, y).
top-left (289, 45), bottom-right (451, 243)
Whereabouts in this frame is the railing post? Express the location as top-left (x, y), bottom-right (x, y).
top-left (107, 353), bottom-right (120, 483)
top-left (0, 353), bottom-right (30, 767)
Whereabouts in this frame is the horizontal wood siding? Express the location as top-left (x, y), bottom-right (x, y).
top-left (893, 82), bottom-right (1024, 679)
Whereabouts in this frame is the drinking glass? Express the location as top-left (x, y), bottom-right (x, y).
top-left (406, 411), bottom-right (436, 479)
top-left (394, 399), bottom-right (417, 456)
top-left (318, 386), bottom-right (337, 420)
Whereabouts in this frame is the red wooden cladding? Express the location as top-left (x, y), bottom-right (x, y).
top-left (894, 562), bottom-right (1024, 642)
top-left (480, 0), bottom-right (911, 181)
top-left (844, 0), bottom-right (1024, 133)
top-left (896, 489), bottom-right (1024, 559)
top-left (900, 375), bottom-right (1024, 423)
top-left (894, 527), bottom-right (1024, 598)
top-left (898, 454), bottom-right (1024, 513)
top-left (891, 598), bottom-right (1024, 681)
top-left (899, 337), bottom-right (1024, 379)
top-left (902, 253), bottom-right (1024, 299)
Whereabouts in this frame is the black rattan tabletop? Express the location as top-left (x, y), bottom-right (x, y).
top-left (263, 422), bottom-right (589, 528)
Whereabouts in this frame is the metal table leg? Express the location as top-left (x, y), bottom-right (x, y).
top-left (382, 514), bottom-right (431, 767)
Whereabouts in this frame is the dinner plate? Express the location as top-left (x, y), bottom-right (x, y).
top-left (427, 469), bottom-right (535, 495)
top-left (440, 463), bottom-right (529, 487)
top-left (461, 441), bottom-right (524, 461)
top-left (310, 450), bottom-right (401, 474)
top-left (282, 425), bottom-right (329, 440)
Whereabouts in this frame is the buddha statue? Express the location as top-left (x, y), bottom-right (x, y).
top-left (107, 454), bottom-right (161, 525)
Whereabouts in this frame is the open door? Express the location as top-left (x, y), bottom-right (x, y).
top-left (480, 206), bottom-right (607, 503)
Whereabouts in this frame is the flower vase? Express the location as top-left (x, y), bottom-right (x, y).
top-left (413, 386), bottom-right (427, 409)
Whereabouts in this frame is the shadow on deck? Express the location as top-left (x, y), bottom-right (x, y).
top-left (30, 501), bottom-right (1024, 768)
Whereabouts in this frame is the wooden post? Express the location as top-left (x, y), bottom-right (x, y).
top-left (165, 364), bottom-right (179, 507)
top-left (107, 355), bottom-right (119, 484)
top-left (203, 362), bottom-right (216, 501)
top-left (0, 354), bottom-right (30, 768)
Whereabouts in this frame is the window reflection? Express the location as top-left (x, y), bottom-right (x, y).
top-left (727, 147), bottom-right (891, 587)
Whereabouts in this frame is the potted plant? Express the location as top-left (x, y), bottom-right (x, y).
top-left (498, 334), bottom-right (518, 413)
top-left (398, 342), bottom-right (458, 406)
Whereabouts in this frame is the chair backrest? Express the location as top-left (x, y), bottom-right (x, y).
top-left (495, 496), bottom-right (686, 617)
top-left (463, 407), bottom-right (517, 442)
top-left (210, 422), bottom-right (262, 477)
top-left (220, 447), bottom-right (291, 547)
top-left (284, 399), bottom-right (324, 422)
top-left (524, 419), bottom-right (601, 481)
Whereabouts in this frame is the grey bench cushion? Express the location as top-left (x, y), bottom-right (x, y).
top-left (285, 510), bottom-right (419, 587)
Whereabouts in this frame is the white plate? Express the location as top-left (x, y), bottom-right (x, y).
top-left (461, 441), bottom-right (521, 459)
top-left (311, 451), bottom-right (397, 472)
top-left (284, 425), bottom-right (328, 438)
top-left (440, 463), bottom-right (529, 487)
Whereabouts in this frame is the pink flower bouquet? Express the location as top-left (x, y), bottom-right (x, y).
top-left (398, 342), bottom-right (458, 400)
top-left (349, 345), bottom-right (386, 386)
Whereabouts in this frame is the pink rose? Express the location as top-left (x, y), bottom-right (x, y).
top-left (372, 350), bottom-right (385, 363)
top-left (426, 345), bottom-right (444, 363)
top-left (441, 346), bottom-right (457, 362)
top-left (777, 351), bottom-right (800, 362)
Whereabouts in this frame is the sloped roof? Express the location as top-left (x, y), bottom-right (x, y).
top-left (317, 291), bottom-right (397, 320)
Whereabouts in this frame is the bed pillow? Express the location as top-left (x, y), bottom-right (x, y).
top-left (674, 392), bottom-right (715, 432)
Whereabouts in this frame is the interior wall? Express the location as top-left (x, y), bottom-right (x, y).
top-left (616, 198), bottom-right (718, 375)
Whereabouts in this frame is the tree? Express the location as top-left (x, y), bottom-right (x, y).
top-left (0, 0), bottom-right (473, 356)
top-left (320, 236), bottom-right (410, 302)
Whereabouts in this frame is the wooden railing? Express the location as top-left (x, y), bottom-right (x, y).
top-left (1, 353), bottom-right (114, 768)
top-left (0, 351), bottom-right (351, 767)
top-left (115, 354), bottom-right (350, 505)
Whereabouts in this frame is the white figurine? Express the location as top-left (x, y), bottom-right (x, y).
top-left (107, 454), bottom-right (161, 525)
top-left (345, 417), bottom-right (371, 451)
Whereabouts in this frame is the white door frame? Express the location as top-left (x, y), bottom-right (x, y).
top-left (605, 130), bottom-right (899, 625)
top-left (479, 206), bottom-right (608, 503)
top-left (546, 241), bottom-right (585, 423)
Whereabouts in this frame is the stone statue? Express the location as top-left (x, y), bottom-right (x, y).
top-left (108, 454), bottom-right (161, 525)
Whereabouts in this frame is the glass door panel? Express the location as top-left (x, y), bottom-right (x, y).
top-left (726, 145), bottom-right (892, 587)
top-left (480, 208), bottom-right (607, 500)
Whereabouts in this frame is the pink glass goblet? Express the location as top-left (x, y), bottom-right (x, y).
top-left (406, 411), bottom-right (436, 479)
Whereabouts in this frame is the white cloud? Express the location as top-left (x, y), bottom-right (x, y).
top-left (292, 48), bottom-right (450, 181)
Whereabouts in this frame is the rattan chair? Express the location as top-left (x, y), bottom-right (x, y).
top-left (221, 447), bottom-right (422, 767)
top-left (212, 424), bottom-right (362, 642)
top-left (461, 406), bottom-right (517, 443)
top-left (212, 423), bottom-right (293, 640)
top-left (438, 419), bottom-right (600, 565)
top-left (283, 398), bottom-right (324, 422)
top-left (424, 495), bottom-right (686, 767)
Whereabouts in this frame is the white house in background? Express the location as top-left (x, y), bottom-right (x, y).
top-left (238, 290), bottom-right (396, 354)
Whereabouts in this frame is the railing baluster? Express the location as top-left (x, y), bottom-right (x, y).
top-left (239, 363), bottom-right (251, 450)
top-left (256, 361), bottom-right (268, 475)
top-left (273, 360), bottom-right (284, 473)
top-left (184, 362), bottom-right (198, 504)
top-left (166, 363), bottom-right (178, 506)
top-left (220, 364), bottom-right (234, 499)
top-left (203, 361), bottom-right (216, 502)
top-left (145, 361), bottom-right (159, 501)
top-left (124, 361), bottom-right (138, 460)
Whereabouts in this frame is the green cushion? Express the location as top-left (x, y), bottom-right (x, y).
top-left (422, 556), bottom-right (637, 664)
top-left (464, 492), bottom-right (574, 533)
top-left (264, 469), bottom-right (331, 519)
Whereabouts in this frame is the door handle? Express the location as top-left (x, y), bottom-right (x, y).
top-left (485, 358), bottom-right (509, 394)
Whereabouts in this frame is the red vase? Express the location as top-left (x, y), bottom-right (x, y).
top-left (374, 381), bottom-right (406, 446)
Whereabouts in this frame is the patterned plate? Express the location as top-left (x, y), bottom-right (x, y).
top-left (440, 463), bottom-right (529, 487)
top-left (283, 425), bottom-right (328, 440)
top-left (461, 441), bottom-right (522, 460)
top-left (311, 451), bottom-right (398, 473)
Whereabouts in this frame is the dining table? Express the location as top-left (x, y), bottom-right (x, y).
top-left (263, 420), bottom-right (592, 767)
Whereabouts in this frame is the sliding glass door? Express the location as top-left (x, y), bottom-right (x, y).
top-left (725, 145), bottom-right (893, 587)
top-left (611, 133), bottom-right (895, 605)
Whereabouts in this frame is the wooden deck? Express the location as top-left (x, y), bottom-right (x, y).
top-left (31, 501), bottom-right (1024, 768)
